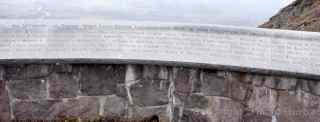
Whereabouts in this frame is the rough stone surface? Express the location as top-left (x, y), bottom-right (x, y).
top-left (174, 68), bottom-right (192, 94)
top-left (51, 64), bottom-right (73, 73)
top-left (3, 64), bottom-right (320, 122)
top-left (130, 79), bottom-right (170, 107)
top-left (48, 73), bottom-right (79, 99)
top-left (12, 97), bottom-right (100, 120)
top-left (242, 111), bottom-right (272, 122)
top-left (8, 79), bottom-right (47, 100)
top-left (130, 106), bottom-right (169, 122)
top-left (183, 94), bottom-right (209, 109)
top-left (4, 64), bottom-right (50, 80)
top-left (248, 86), bottom-right (277, 116)
top-left (276, 90), bottom-right (320, 122)
top-left (260, 0), bottom-right (320, 32)
top-left (0, 80), bottom-right (10, 122)
top-left (301, 79), bottom-right (320, 96)
top-left (103, 95), bottom-right (128, 118)
top-left (211, 97), bottom-right (243, 122)
top-left (12, 100), bottom-right (60, 120)
top-left (177, 109), bottom-right (211, 122)
top-left (263, 76), bottom-right (297, 90)
top-left (201, 70), bottom-right (229, 96)
top-left (79, 65), bottom-right (126, 96)
top-left (230, 79), bottom-right (249, 101)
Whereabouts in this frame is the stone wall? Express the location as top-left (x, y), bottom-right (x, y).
top-left (1, 64), bottom-right (320, 122)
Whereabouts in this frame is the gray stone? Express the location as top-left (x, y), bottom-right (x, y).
top-left (130, 106), bottom-right (169, 122)
top-left (158, 66), bottom-right (169, 80)
top-left (251, 75), bottom-right (266, 86)
top-left (185, 94), bottom-right (209, 109)
top-left (0, 80), bottom-right (10, 121)
top-left (142, 65), bottom-right (161, 80)
top-left (242, 111), bottom-right (272, 122)
top-left (8, 79), bottom-right (47, 100)
top-left (210, 97), bottom-right (243, 122)
top-left (12, 97), bottom-right (100, 120)
top-left (51, 64), bottom-right (72, 73)
top-left (103, 95), bottom-right (128, 118)
top-left (12, 100), bottom-right (60, 120)
top-left (178, 109), bottom-right (211, 122)
top-left (79, 64), bottom-right (126, 96)
top-left (201, 70), bottom-right (228, 96)
top-left (125, 65), bottom-right (143, 82)
top-left (4, 64), bottom-right (50, 80)
top-left (173, 68), bottom-right (201, 94)
top-left (264, 76), bottom-right (297, 90)
top-left (247, 86), bottom-right (277, 116)
top-left (48, 73), bottom-right (79, 99)
top-left (130, 79), bottom-right (170, 107)
top-left (190, 69), bottom-right (201, 93)
top-left (175, 93), bottom-right (209, 109)
top-left (230, 80), bottom-right (249, 101)
top-left (174, 68), bottom-right (192, 94)
top-left (275, 90), bottom-right (320, 122)
top-left (276, 77), bottom-right (297, 90)
top-left (64, 97), bottom-right (100, 120)
top-left (301, 79), bottom-right (320, 96)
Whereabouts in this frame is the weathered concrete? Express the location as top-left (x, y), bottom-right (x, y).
top-left (0, 20), bottom-right (320, 79)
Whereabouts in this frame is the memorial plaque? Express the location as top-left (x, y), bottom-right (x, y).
top-left (0, 19), bottom-right (320, 76)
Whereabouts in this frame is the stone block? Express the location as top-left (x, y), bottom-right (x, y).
top-left (103, 95), bottom-right (128, 118)
top-left (130, 79), bottom-right (170, 107)
top-left (174, 68), bottom-right (191, 94)
top-left (12, 97), bottom-right (100, 120)
top-left (142, 65), bottom-right (161, 80)
top-left (242, 111), bottom-right (272, 122)
top-left (12, 100), bottom-right (60, 120)
top-left (275, 90), bottom-right (320, 122)
top-left (8, 79), bottom-right (47, 100)
top-left (0, 80), bottom-right (11, 121)
top-left (79, 65), bottom-right (126, 96)
top-left (4, 64), bottom-right (50, 80)
top-left (130, 106), bottom-right (169, 122)
top-left (264, 76), bottom-right (297, 90)
top-left (251, 75), bottom-right (266, 86)
top-left (51, 64), bottom-right (72, 73)
top-left (201, 70), bottom-right (228, 96)
top-left (301, 79), bottom-right (320, 96)
top-left (247, 86), bottom-right (277, 116)
top-left (48, 73), bottom-right (79, 99)
top-left (230, 80), bottom-right (249, 101)
top-left (158, 66), bottom-right (169, 80)
top-left (184, 94), bottom-right (209, 109)
top-left (175, 93), bottom-right (209, 109)
top-left (211, 97), bottom-right (243, 122)
top-left (64, 97), bottom-right (100, 120)
top-left (125, 65), bottom-right (143, 82)
top-left (177, 109), bottom-right (211, 122)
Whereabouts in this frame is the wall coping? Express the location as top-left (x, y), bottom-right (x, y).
top-left (0, 19), bottom-right (320, 79)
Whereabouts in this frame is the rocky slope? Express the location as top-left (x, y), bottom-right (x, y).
top-left (260, 0), bottom-right (320, 32)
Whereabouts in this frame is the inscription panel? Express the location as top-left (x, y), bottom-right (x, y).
top-left (0, 20), bottom-right (320, 75)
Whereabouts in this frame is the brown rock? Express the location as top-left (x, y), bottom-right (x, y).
top-left (260, 0), bottom-right (320, 32)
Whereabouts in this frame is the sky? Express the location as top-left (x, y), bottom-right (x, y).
top-left (0, 0), bottom-right (295, 27)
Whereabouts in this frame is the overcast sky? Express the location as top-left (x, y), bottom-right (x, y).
top-left (0, 0), bottom-right (295, 27)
